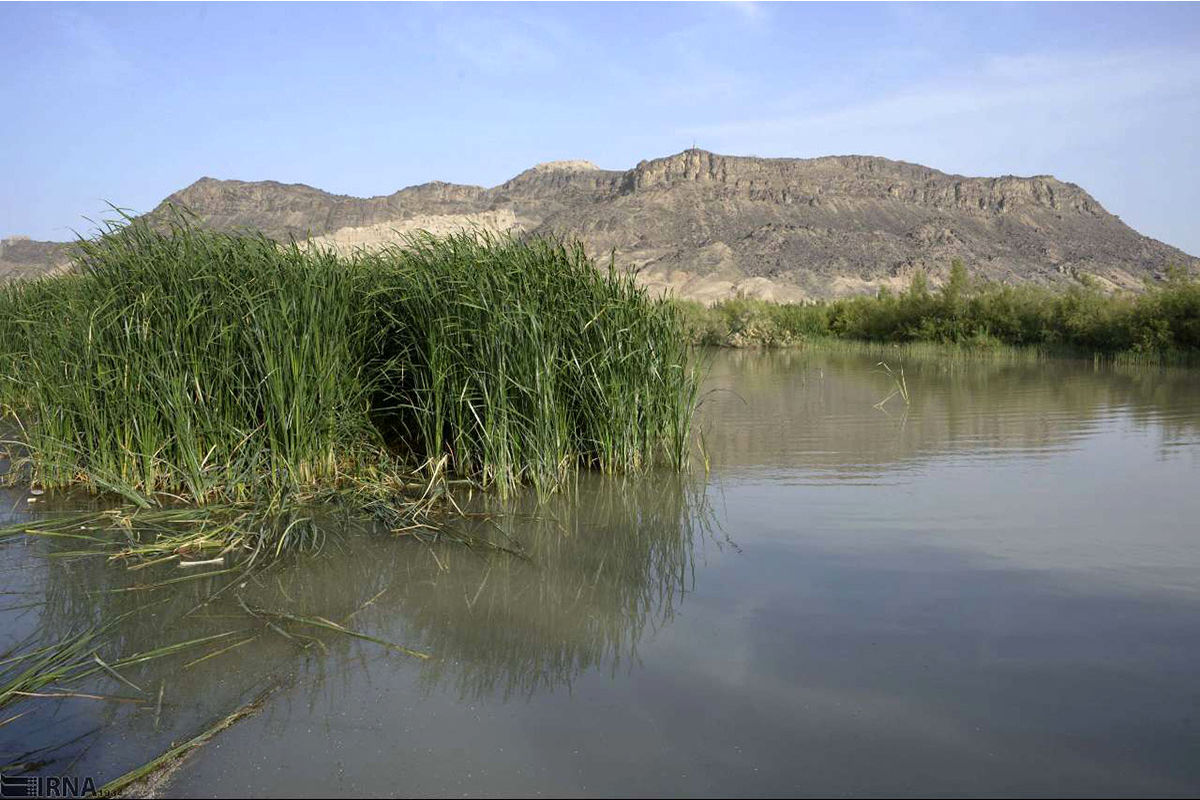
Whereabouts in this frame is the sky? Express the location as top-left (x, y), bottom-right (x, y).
top-left (3, 2), bottom-right (1199, 254)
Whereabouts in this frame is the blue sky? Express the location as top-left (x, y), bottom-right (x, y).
top-left (3, 2), bottom-right (1199, 254)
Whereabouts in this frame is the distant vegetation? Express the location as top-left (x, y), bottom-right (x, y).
top-left (683, 260), bottom-right (1200, 361)
top-left (0, 216), bottom-right (699, 517)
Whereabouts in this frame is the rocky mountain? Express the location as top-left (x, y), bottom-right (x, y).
top-left (0, 236), bottom-right (73, 281)
top-left (6, 150), bottom-right (1196, 302)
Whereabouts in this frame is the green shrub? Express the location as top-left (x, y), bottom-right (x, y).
top-left (679, 261), bottom-right (1200, 360)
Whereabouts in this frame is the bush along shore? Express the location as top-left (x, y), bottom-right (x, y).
top-left (682, 260), bottom-right (1200, 363)
top-left (0, 214), bottom-right (700, 561)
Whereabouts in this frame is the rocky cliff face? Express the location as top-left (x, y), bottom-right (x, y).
top-left (6, 150), bottom-right (1196, 300)
top-left (527, 150), bottom-right (1183, 300)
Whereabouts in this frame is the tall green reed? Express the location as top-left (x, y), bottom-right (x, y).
top-left (0, 214), bottom-right (373, 503)
top-left (0, 215), bottom-right (700, 510)
top-left (362, 232), bottom-right (699, 493)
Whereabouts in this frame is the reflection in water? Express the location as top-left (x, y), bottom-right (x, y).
top-left (2, 475), bottom-right (711, 780)
top-left (700, 349), bottom-right (1200, 479)
top-left (390, 477), bottom-right (707, 699)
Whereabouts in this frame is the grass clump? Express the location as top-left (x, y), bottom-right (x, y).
top-left (682, 259), bottom-right (1200, 364)
top-left (0, 218), bottom-right (370, 505)
top-left (0, 214), bottom-right (699, 527)
top-left (361, 233), bottom-right (698, 493)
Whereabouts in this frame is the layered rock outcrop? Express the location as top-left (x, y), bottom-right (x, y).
top-left (6, 150), bottom-right (1195, 300)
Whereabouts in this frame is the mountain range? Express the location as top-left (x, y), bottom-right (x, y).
top-left (4, 149), bottom-right (1195, 302)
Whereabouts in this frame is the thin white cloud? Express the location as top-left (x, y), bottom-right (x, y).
top-left (729, 1), bottom-right (766, 25)
top-left (686, 48), bottom-right (1200, 149)
top-left (429, 11), bottom-right (566, 77)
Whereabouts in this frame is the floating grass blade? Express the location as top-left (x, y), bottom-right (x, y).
top-left (874, 360), bottom-right (911, 409)
top-left (98, 685), bottom-right (279, 798)
top-left (242, 605), bottom-right (430, 659)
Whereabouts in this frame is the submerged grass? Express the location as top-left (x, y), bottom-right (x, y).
top-left (0, 213), bottom-right (700, 556)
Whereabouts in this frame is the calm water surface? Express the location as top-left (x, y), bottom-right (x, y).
top-left (2, 350), bottom-right (1198, 797)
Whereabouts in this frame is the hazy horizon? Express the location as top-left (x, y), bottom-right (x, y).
top-left (3, 2), bottom-right (1199, 255)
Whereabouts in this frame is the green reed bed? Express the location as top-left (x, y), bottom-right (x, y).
top-left (0, 217), bottom-right (700, 788)
top-left (0, 216), bottom-right (700, 557)
top-left (0, 220), bottom-right (370, 506)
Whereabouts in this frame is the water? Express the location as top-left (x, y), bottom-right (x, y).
top-left (3, 349), bottom-right (1199, 797)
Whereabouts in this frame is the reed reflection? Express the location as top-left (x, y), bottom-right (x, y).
top-left (6, 473), bottom-right (711, 780)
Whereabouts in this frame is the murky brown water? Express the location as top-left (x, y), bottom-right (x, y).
top-left (3, 349), bottom-right (1199, 797)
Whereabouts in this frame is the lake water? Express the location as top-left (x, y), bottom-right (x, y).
top-left (3, 349), bottom-right (1199, 797)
